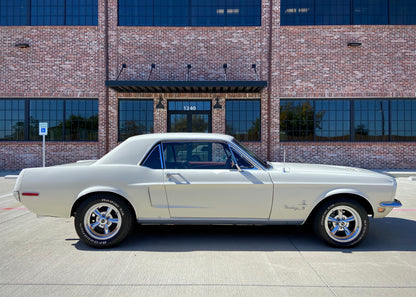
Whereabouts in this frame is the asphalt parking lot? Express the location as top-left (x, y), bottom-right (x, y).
top-left (0, 174), bottom-right (415, 297)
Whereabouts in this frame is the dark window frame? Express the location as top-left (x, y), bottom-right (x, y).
top-left (280, 0), bottom-right (416, 26)
top-left (226, 99), bottom-right (261, 142)
top-left (118, 0), bottom-right (262, 27)
top-left (0, 98), bottom-right (99, 142)
top-left (280, 98), bottom-right (416, 142)
top-left (118, 99), bottom-right (154, 142)
top-left (0, 0), bottom-right (98, 26)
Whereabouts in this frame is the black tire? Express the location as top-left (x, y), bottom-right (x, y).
top-left (74, 194), bottom-right (133, 248)
top-left (314, 198), bottom-right (369, 248)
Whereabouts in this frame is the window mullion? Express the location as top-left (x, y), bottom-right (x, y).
top-left (188, 0), bottom-right (192, 26)
top-left (350, 100), bottom-right (355, 142)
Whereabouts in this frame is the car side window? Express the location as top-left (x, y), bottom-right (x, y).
top-left (163, 142), bottom-right (233, 170)
top-left (142, 145), bottom-right (162, 169)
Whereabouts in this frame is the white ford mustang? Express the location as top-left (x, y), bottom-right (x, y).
top-left (14, 133), bottom-right (401, 248)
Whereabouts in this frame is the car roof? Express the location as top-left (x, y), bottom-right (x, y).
top-left (127, 133), bottom-right (234, 142)
top-left (95, 133), bottom-right (235, 165)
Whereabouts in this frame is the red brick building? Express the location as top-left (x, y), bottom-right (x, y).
top-left (1, 0), bottom-right (415, 170)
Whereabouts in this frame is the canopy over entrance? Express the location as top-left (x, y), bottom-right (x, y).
top-left (106, 80), bottom-right (267, 93)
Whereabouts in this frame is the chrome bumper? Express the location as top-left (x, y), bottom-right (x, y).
top-left (380, 199), bottom-right (402, 208)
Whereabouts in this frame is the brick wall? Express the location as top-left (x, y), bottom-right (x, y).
top-left (277, 142), bottom-right (416, 169)
top-left (275, 24), bottom-right (416, 169)
top-left (278, 26), bottom-right (416, 98)
top-left (0, 2), bottom-right (108, 170)
top-left (1, 1), bottom-right (415, 170)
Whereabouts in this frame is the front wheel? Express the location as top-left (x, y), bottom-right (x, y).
top-left (314, 198), bottom-right (369, 248)
top-left (75, 194), bottom-right (133, 248)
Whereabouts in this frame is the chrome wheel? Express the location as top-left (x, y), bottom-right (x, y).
top-left (314, 198), bottom-right (369, 248)
top-left (84, 203), bottom-right (122, 241)
top-left (324, 205), bottom-right (362, 243)
top-left (75, 195), bottom-right (133, 248)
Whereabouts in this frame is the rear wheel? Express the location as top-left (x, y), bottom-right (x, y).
top-left (314, 198), bottom-right (369, 248)
top-left (75, 194), bottom-right (133, 248)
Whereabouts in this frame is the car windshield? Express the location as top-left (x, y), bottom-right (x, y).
top-left (232, 139), bottom-right (271, 169)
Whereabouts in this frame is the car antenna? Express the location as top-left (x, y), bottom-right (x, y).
top-left (283, 149), bottom-right (289, 173)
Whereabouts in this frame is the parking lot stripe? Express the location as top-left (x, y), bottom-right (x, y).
top-left (0, 193), bottom-right (12, 199)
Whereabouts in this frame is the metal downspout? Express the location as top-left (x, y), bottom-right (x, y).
top-left (267, 0), bottom-right (274, 161)
top-left (104, 0), bottom-right (110, 153)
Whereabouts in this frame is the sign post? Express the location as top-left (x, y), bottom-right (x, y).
top-left (39, 123), bottom-right (48, 167)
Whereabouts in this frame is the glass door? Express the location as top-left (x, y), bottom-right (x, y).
top-left (168, 100), bottom-right (212, 133)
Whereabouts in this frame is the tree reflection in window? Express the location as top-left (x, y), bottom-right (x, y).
top-left (280, 101), bottom-right (325, 141)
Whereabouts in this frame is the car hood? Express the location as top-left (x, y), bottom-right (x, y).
top-left (268, 162), bottom-right (395, 184)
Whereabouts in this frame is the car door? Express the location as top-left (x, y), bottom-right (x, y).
top-left (162, 141), bottom-right (273, 219)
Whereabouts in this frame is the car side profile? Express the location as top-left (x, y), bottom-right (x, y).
top-left (14, 133), bottom-right (401, 248)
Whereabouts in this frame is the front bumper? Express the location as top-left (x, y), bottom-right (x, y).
top-left (380, 199), bottom-right (402, 208)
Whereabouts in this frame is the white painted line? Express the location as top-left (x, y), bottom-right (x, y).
top-left (0, 193), bottom-right (13, 199)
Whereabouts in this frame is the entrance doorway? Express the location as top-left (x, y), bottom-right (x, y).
top-left (168, 100), bottom-right (212, 133)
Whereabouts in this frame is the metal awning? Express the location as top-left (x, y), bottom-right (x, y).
top-left (105, 80), bottom-right (267, 93)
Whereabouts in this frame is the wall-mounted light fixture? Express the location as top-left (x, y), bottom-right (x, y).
top-left (116, 63), bottom-right (127, 80)
top-left (147, 63), bottom-right (156, 80)
top-left (187, 64), bottom-right (192, 81)
top-left (223, 64), bottom-right (228, 81)
top-left (347, 42), bottom-right (362, 47)
top-left (15, 43), bottom-right (30, 49)
top-left (252, 64), bottom-right (258, 80)
top-left (213, 97), bottom-right (222, 109)
top-left (156, 96), bottom-right (164, 109)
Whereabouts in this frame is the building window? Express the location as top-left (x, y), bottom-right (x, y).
top-left (315, 100), bottom-right (351, 141)
top-left (354, 100), bottom-right (389, 141)
top-left (353, 0), bottom-right (388, 25)
top-left (64, 100), bottom-right (99, 141)
top-left (280, 100), bottom-right (315, 141)
top-left (0, 98), bottom-right (98, 141)
top-left (0, 99), bottom-right (26, 141)
top-left (315, 0), bottom-right (351, 25)
top-left (29, 99), bottom-right (65, 141)
top-left (119, 99), bottom-right (154, 141)
top-left (0, 0), bottom-right (28, 26)
top-left (390, 100), bottom-right (416, 141)
top-left (390, 0), bottom-right (416, 25)
top-left (118, 0), bottom-right (261, 26)
top-left (281, 0), bottom-right (314, 26)
top-left (280, 99), bottom-right (416, 142)
top-left (281, 0), bottom-right (416, 25)
top-left (0, 0), bottom-right (98, 26)
top-left (226, 100), bottom-right (260, 142)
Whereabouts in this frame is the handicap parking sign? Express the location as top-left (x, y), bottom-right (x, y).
top-left (39, 123), bottom-right (48, 136)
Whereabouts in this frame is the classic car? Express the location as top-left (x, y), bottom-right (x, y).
top-left (14, 133), bottom-right (401, 248)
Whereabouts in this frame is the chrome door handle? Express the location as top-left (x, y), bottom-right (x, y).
top-left (166, 173), bottom-right (181, 178)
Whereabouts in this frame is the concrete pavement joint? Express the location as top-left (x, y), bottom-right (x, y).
top-left (287, 236), bottom-right (340, 297)
top-left (1, 283), bottom-right (415, 289)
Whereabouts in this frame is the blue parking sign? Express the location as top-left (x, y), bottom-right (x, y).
top-left (39, 123), bottom-right (48, 136)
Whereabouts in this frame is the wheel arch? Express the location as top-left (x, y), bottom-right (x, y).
top-left (305, 193), bottom-right (374, 224)
top-left (71, 191), bottom-right (137, 220)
